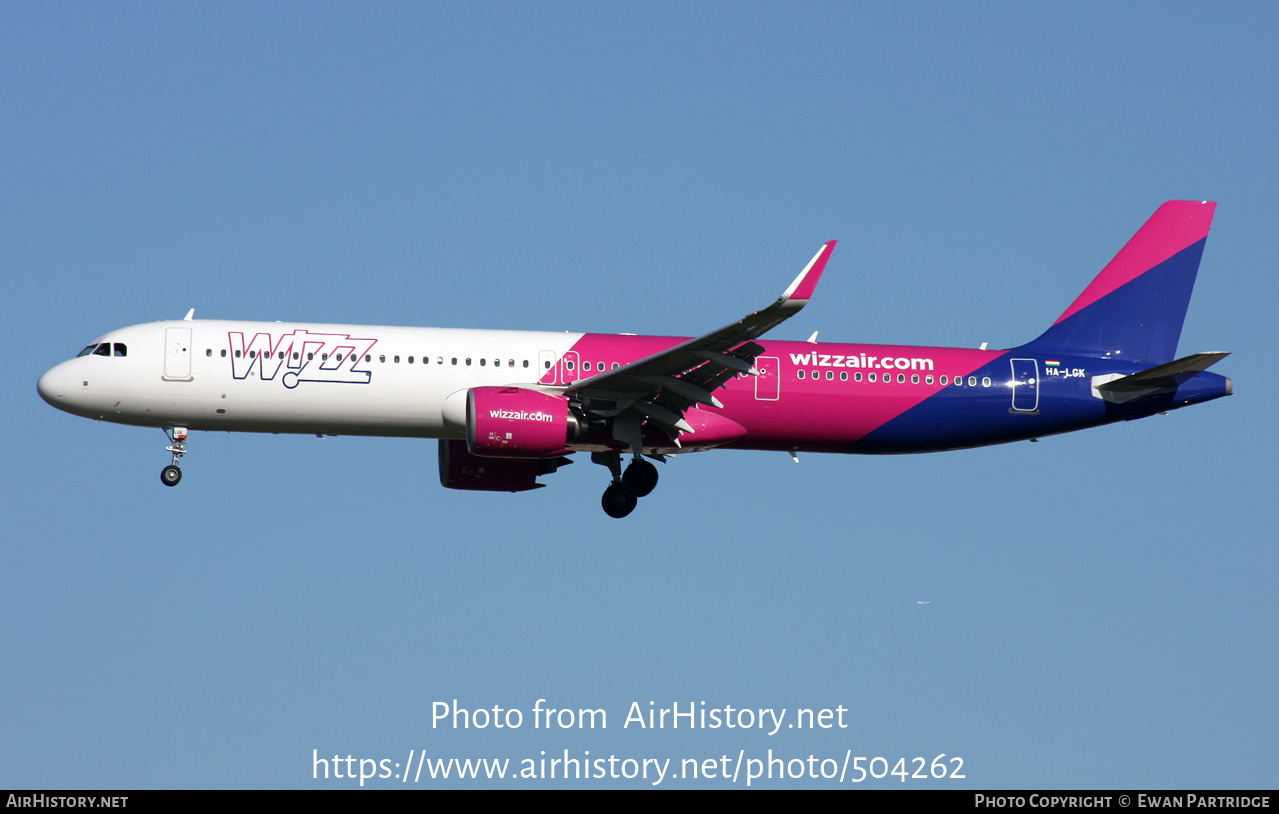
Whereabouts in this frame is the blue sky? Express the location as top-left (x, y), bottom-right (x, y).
top-left (3, 2), bottom-right (1276, 789)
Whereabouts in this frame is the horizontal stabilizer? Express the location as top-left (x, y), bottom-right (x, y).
top-left (1092, 352), bottom-right (1229, 403)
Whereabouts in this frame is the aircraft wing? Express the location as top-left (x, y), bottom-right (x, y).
top-left (565, 241), bottom-right (835, 446)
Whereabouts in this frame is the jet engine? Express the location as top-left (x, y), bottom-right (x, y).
top-left (438, 440), bottom-right (572, 492)
top-left (464, 386), bottom-right (586, 458)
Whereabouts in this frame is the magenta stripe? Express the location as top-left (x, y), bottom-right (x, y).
top-left (1053, 201), bottom-right (1214, 326)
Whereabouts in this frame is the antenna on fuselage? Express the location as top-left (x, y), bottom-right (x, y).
top-left (183, 309), bottom-right (195, 321)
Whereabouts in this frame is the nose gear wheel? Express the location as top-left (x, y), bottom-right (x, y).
top-left (161, 427), bottom-right (188, 487)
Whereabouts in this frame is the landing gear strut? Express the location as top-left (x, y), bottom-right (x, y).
top-left (161, 427), bottom-right (188, 487)
top-left (592, 451), bottom-right (661, 518)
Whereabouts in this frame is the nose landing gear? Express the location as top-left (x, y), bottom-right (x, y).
top-left (161, 427), bottom-right (188, 487)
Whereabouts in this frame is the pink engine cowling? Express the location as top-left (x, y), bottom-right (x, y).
top-left (438, 440), bottom-right (571, 492)
top-left (466, 386), bottom-right (576, 458)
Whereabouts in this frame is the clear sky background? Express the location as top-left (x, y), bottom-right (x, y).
top-left (3, 2), bottom-right (1276, 789)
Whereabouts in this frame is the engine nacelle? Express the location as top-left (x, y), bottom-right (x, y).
top-left (438, 440), bottom-right (571, 492)
top-left (467, 386), bottom-right (582, 458)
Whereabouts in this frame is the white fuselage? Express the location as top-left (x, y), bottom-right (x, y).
top-left (38, 320), bottom-right (588, 438)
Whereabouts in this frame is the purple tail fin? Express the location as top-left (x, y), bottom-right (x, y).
top-left (1016, 201), bottom-right (1216, 363)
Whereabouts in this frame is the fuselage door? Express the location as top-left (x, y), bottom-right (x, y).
top-left (163, 327), bottom-right (193, 381)
top-left (1010, 358), bottom-right (1038, 412)
top-left (754, 356), bottom-right (780, 401)
top-left (538, 350), bottom-right (559, 385)
top-left (559, 350), bottom-right (580, 386)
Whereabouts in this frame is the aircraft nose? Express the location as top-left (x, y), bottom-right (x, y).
top-left (37, 365), bottom-right (64, 406)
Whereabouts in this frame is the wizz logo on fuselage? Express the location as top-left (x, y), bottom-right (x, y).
top-left (228, 330), bottom-right (378, 389)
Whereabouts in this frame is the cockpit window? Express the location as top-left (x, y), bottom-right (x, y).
top-left (75, 342), bottom-right (127, 358)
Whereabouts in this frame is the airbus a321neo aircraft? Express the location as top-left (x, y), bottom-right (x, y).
top-left (39, 201), bottom-right (1231, 517)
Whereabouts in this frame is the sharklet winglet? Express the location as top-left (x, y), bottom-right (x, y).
top-left (780, 240), bottom-right (836, 303)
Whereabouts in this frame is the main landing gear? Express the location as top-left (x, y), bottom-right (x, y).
top-left (601, 481), bottom-right (638, 519)
top-left (593, 452), bottom-right (660, 518)
top-left (161, 427), bottom-right (188, 487)
top-left (623, 458), bottom-right (659, 497)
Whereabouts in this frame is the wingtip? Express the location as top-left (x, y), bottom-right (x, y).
top-left (781, 241), bottom-right (836, 302)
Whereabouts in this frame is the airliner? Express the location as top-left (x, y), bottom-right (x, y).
top-left (38, 201), bottom-right (1231, 517)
